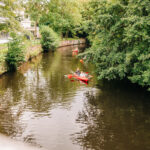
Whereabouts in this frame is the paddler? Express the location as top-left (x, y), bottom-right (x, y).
top-left (75, 68), bottom-right (81, 76)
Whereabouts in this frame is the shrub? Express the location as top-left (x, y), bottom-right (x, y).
top-left (23, 30), bottom-right (34, 41)
top-left (40, 25), bottom-right (60, 52)
top-left (6, 32), bottom-right (25, 70)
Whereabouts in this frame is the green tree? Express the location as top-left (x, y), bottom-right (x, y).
top-left (0, 0), bottom-right (21, 32)
top-left (81, 0), bottom-right (150, 90)
top-left (24, 0), bottom-right (48, 36)
top-left (40, 25), bottom-right (60, 52)
top-left (6, 32), bottom-right (25, 70)
top-left (39, 0), bottom-right (82, 38)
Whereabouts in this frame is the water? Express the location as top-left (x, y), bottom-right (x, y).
top-left (0, 45), bottom-right (150, 150)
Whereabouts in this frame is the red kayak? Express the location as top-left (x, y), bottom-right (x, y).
top-left (72, 49), bottom-right (79, 52)
top-left (67, 74), bottom-right (90, 82)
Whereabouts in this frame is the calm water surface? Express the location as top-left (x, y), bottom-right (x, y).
top-left (0, 45), bottom-right (150, 150)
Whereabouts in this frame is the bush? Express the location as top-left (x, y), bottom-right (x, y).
top-left (23, 30), bottom-right (34, 41)
top-left (40, 25), bottom-right (60, 52)
top-left (6, 33), bottom-right (25, 70)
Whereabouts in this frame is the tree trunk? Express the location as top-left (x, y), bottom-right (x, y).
top-left (34, 21), bottom-right (38, 38)
top-left (65, 31), bottom-right (69, 38)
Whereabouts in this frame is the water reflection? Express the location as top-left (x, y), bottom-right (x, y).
top-left (0, 134), bottom-right (45, 150)
top-left (0, 44), bottom-right (96, 149)
top-left (73, 81), bottom-right (150, 150)
top-left (0, 44), bottom-right (150, 150)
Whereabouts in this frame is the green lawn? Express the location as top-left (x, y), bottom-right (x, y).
top-left (0, 48), bottom-right (8, 63)
top-left (0, 43), bottom-right (7, 50)
top-left (25, 39), bottom-right (40, 48)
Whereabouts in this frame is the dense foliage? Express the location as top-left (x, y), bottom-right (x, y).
top-left (0, 0), bottom-right (21, 32)
top-left (23, 0), bottom-right (88, 38)
top-left (39, 0), bottom-right (83, 38)
top-left (40, 25), bottom-right (60, 52)
top-left (82, 0), bottom-right (150, 90)
top-left (6, 33), bottom-right (24, 70)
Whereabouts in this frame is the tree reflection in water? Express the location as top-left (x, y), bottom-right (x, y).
top-left (0, 89), bottom-right (23, 137)
top-left (73, 83), bottom-right (150, 150)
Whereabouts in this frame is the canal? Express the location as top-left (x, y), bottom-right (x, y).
top-left (0, 45), bottom-right (150, 150)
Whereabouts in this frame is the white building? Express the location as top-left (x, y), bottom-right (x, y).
top-left (0, 2), bottom-right (10, 44)
top-left (18, 11), bottom-right (40, 38)
top-left (0, 17), bottom-right (10, 44)
top-left (0, 8), bottom-right (40, 44)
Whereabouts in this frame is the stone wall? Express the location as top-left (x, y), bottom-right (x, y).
top-left (25, 45), bottom-right (42, 61)
top-left (59, 39), bottom-right (86, 47)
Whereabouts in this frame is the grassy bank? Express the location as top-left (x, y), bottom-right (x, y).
top-left (0, 39), bottom-right (42, 75)
top-left (0, 40), bottom-right (41, 62)
top-left (0, 44), bottom-right (8, 75)
top-left (0, 38), bottom-right (85, 76)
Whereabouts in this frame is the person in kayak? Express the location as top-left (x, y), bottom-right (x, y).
top-left (80, 71), bottom-right (91, 78)
top-left (80, 71), bottom-right (88, 78)
top-left (75, 68), bottom-right (81, 76)
top-left (74, 47), bottom-right (79, 52)
top-left (80, 71), bottom-right (85, 77)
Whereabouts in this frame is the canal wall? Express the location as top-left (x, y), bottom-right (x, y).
top-left (59, 39), bottom-right (86, 47)
top-left (25, 45), bottom-right (42, 61)
top-left (0, 39), bottom-right (85, 76)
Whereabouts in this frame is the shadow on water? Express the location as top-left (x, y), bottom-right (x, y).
top-left (73, 80), bottom-right (150, 150)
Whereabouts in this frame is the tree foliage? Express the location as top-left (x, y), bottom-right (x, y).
top-left (40, 25), bottom-right (60, 52)
top-left (6, 32), bottom-right (25, 70)
top-left (24, 0), bottom-right (48, 24)
top-left (39, 0), bottom-right (83, 37)
top-left (22, 0), bottom-right (48, 36)
top-left (82, 0), bottom-right (150, 90)
top-left (0, 0), bottom-right (21, 32)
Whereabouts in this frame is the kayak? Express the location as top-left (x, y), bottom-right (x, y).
top-left (67, 74), bottom-right (90, 82)
top-left (72, 49), bottom-right (78, 52)
top-left (74, 74), bottom-right (89, 82)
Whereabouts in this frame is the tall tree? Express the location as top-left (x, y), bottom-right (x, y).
top-left (0, 0), bottom-right (21, 32)
top-left (39, 0), bottom-right (82, 37)
top-left (24, 0), bottom-right (48, 36)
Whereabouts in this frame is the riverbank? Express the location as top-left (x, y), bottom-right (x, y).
top-left (0, 40), bottom-right (42, 76)
top-left (0, 39), bottom-right (86, 76)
